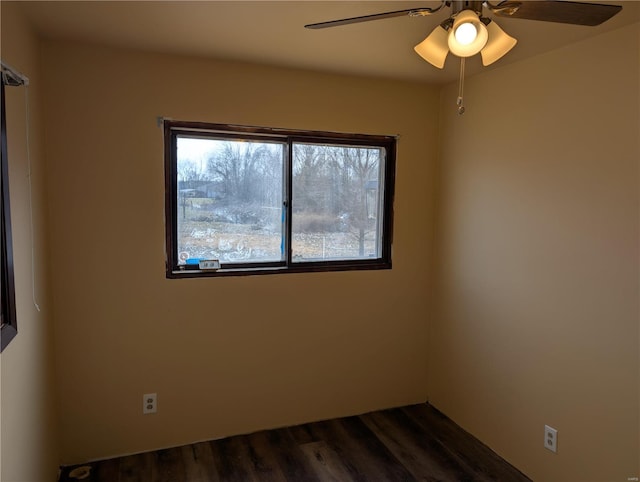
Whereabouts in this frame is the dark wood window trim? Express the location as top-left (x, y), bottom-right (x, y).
top-left (1, 78), bottom-right (18, 351)
top-left (164, 120), bottom-right (396, 278)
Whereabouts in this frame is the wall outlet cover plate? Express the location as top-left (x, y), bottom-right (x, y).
top-left (544, 425), bottom-right (557, 453)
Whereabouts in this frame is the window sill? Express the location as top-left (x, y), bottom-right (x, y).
top-left (167, 260), bottom-right (391, 278)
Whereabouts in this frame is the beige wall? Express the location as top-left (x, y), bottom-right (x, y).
top-left (432, 23), bottom-right (639, 482)
top-left (0, 3), bottom-right (59, 481)
top-left (5, 5), bottom-right (637, 478)
top-left (40, 41), bottom-right (440, 464)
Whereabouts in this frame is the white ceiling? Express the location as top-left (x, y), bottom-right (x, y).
top-left (15, 1), bottom-right (640, 84)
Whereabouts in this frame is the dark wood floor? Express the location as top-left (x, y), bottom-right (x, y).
top-left (60, 403), bottom-right (531, 482)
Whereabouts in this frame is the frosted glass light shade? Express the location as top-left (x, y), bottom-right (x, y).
top-left (447, 10), bottom-right (488, 58)
top-left (414, 25), bottom-right (449, 69)
top-left (481, 20), bottom-right (518, 66)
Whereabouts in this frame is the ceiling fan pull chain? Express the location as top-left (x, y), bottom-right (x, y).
top-left (457, 57), bottom-right (466, 115)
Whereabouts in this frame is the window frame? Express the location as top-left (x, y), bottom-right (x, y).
top-left (1, 78), bottom-right (18, 351)
top-left (164, 120), bottom-right (396, 278)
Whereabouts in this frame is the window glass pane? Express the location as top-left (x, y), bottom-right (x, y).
top-left (176, 136), bottom-right (284, 265)
top-left (292, 143), bottom-right (384, 262)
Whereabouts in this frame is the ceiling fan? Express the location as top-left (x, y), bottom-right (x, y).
top-left (305, 1), bottom-right (622, 70)
top-left (305, 1), bottom-right (621, 113)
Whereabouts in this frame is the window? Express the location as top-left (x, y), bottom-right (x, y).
top-left (164, 121), bottom-right (396, 277)
top-left (1, 75), bottom-right (18, 351)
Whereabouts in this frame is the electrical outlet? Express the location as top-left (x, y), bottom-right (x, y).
top-left (544, 425), bottom-right (557, 453)
top-left (143, 393), bottom-right (157, 414)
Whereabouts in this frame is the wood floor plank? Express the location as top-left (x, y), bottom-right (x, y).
top-left (181, 442), bottom-right (220, 482)
top-left (362, 408), bottom-right (476, 482)
top-left (208, 435), bottom-right (258, 482)
top-left (119, 452), bottom-right (153, 482)
top-left (151, 447), bottom-right (187, 482)
top-left (90, 458), bottom-right (120, 482)
top-left (306, 416), bottom-right (416, 481)
top-left (243, 431), bottom-right (289, 482)
top-left (266, 428), bottom-right (320, 482)
top-left (287, 422), bottom-right (319, 445)
top-left (404, 404), bottom-right (531, 482)
top-left (299, 440), bottom-right (357, 482)
top-left (60, 403), bottom-right (532, 482)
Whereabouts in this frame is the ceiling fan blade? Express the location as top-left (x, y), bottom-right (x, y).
top-left (304, 5), bottom-right (443, 29)
top-left (492, 1), bottom-right (622, 26)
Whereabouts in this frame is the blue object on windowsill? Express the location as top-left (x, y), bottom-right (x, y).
top-left (185, 258), bottom-right (203, 265)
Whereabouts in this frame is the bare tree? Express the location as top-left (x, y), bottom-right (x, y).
top-left (332, 147), bottom-right (380, 256)
top-left (178, 160), bottom-right (208, 183)
top-left (205, 141), bottom-right (283, 224)
top-left (176, 160), bottom-right (210, 219)
top-left (293, 144), bottom-right (332, 213)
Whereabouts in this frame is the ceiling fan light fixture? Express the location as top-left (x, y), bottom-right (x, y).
top-left (480, 20), bottom-right (518, 66)
top-left (455, 22), bottom-right (478, 45)
top-left (447, 10), bottom-right (488, 57)
top-left (414, 25), bottom-right (449, 69)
